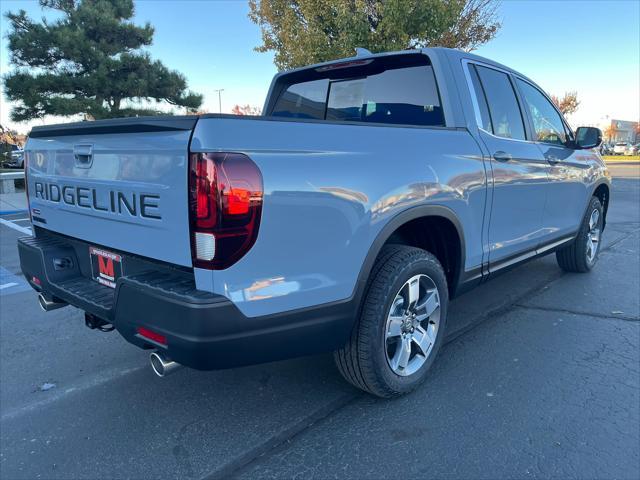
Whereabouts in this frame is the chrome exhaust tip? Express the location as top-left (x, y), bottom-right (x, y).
top-left (38, 293), bottom-right (67, 312)
top-left (149, 351), bottom-right (181, 377)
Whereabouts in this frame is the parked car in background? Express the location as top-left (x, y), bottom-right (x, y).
top-left (613, 142), bottom-right (630, 155)
top-left (5, 147), bottom-right (25, 168)
top-left (624, 143), bottom-right (639, 156)
top-left (600, 143), bottom-right (612, 155)
top-left (18, 47), bottom-right (609, 397)
top-left (1, 143), bottom-right (23, 168)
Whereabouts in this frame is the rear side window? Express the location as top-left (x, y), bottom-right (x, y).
top-left (270, 56), bottom-right (445, 127)
top-left (473, 65), bottom-right (526, 141)
top-left (467, 65), bottom-right (492, 133)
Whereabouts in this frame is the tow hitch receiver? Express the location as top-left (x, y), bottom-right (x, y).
top-left (85, 313), bottom-right (114, 332)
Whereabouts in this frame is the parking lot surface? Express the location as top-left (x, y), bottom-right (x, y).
top-left (1, 165), bottom-right (638, 479)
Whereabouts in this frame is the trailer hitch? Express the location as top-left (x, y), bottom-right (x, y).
top-left (85, 313), bottom-right (115, 332)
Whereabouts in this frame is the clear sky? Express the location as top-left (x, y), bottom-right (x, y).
top-left (1, 0), bottom-right (638, 133)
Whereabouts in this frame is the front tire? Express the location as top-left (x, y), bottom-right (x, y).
top-left (334, 245), bottom-right (448, 398)
top-left (556, 196), bottom-right (604, 273)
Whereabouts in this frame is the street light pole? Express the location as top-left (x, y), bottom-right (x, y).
top-left (214, 89), bottom-right (224, 113)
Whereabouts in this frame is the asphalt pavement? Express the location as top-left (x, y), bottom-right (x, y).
top-left (0, 165), bottom-right (638, 479)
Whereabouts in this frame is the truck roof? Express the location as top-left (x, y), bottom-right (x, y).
top-left (265, 47), bottom-right (542, 118)
top-left (272, 46), bottom-right (528, 83)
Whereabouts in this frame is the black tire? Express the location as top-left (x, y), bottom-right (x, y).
top-left (334, 245), bottom-right (449, 398)
top-left (556, 196), bottom-right (604, 273)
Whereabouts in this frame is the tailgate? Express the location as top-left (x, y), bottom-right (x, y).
top-left (26, 117), bottom-right (197, 267)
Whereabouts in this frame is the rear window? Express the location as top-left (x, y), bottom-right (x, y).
top-left (270, 55), bottom-right (445, 127)
top-left (271, 79), bottom-right (329, 120)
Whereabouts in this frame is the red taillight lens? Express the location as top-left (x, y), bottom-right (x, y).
top-left (194, 155), bottom-right (217, 227)
top-left (189, 152), bottom-right (263, 269)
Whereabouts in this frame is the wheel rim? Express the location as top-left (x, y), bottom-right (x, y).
top-left (586, 208), bottom-right (601, 263)
top-left (384, 274), bottom-right (441, 377)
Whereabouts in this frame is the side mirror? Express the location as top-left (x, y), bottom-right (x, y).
top-left (575, 126), bottom-right (602, 149)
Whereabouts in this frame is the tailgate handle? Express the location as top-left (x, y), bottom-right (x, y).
top-left (74, 144), bottom-right (93, 168)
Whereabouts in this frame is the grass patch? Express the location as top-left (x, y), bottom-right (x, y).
top-left (603, 155), bottom-right (640, 161)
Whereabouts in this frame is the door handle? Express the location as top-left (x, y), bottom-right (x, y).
top-left (493, 151), bottom-right (512, 162)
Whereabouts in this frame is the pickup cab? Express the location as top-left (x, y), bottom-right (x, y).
top-left (18, 48), bottom-right (609, 397)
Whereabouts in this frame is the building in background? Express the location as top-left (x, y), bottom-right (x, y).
top-left (601, 119), bottom-right (639, 144)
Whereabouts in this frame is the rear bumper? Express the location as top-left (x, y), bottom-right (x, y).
top-left (18, 234), bottom-right (355, 370)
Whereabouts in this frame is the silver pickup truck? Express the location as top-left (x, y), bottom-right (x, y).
top-left (18, 47), bottom-right (609, 397)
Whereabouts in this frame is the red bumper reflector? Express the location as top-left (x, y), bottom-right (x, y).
top-left (137, 326), bottom-right (167, 346)
top-left (32, 276), bottom-right (41, 286)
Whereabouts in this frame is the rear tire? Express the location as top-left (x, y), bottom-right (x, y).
top-left (556, 196), bottom-right (603, 273)
top-left (334, 245), bottom-right (448, 398)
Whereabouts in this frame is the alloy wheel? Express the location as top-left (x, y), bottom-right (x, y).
top-left (384, 274), bottom-right (441, 376)
top-left (586, 208), bottom-right (601, 263)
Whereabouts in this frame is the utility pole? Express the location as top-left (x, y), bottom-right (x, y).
top-left (214, 89), bottom-right (224, 113)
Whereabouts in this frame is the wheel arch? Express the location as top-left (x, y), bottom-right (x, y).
top-left (353, 205), bottom-right (467, 312)
top-left (591, 181), bottom-right (610, 230)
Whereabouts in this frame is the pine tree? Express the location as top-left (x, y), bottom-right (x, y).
top-left (4, 0), bottom-right (203, 121)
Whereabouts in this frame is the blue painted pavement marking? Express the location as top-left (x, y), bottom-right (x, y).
top-left (0, 266), bottom-right (31, 296)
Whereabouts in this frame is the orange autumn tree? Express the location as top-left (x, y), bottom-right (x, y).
top-left (550, 91), bottom-right (580, 116)
top-left (231, 105), bottom-right (262, 116)
top-left (602, 123), bottom-right (617, 143)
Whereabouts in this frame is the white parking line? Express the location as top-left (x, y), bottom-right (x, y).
top-left (1, 365), bottom-right (148, 422)
top-left (0, 282), bottom-right (19, 290)
top-left (12, 217), bottom-right (31, 223)
top-left (0, 218), bottom-right (32, 235)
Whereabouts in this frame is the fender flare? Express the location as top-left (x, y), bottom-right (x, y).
top-left (588, 179), bottom-right (611, 230)
top-left (350, 204), bottom-right (467, 315)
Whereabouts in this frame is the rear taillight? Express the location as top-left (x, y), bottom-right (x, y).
top-left (189, 152), bottom-right (263, 269)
